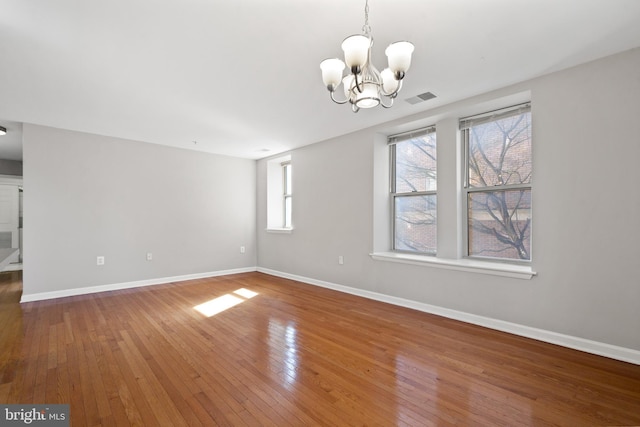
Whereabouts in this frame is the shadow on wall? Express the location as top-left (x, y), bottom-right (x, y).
top-left (0, 160), bottom-right (23, 176)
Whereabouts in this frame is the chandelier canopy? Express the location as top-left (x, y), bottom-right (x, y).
top-left (320, 0), bottom-right (414, 113)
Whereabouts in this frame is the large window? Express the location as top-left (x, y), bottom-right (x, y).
top-left (390, 126), bottom-right (437, 254)
top-left (461, 104), bottom-right (532, 261)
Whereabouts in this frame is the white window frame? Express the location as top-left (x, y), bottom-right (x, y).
top-left (389, 125), bottom-right (437, 255)
top-left (282, 161), bottom-right (292, 229)
top-left (266, 154), bottom-right (292, 233)
top-left (371, 96), bottom-right (536, 279)
top-left (461, 103), bottom-right (532, 263)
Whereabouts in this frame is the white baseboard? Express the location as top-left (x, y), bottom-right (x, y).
top-left (257, 267), bottom-right (640, 366)
top-left (2, 262), bottom-right (22, 272)
top-left (20, 267), bottom-right (258, 303)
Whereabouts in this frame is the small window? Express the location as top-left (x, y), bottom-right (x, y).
top-left (390, 126), bottom-right (437, 254)
top-left (282, 162), bottom-right (292, 228)
top-left (461, 104), bottom-right (532, 261)
top-left (267, 155), bottom-right (292, 230)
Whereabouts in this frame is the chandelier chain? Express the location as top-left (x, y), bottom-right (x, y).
top-left (362, 0), bottom-right (372, 36)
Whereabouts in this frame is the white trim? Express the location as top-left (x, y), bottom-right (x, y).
top-left (2, 262), bottom-right (22, 272)
top-left (257, 267), bottom-right (640, 365)
top-left (370, 251), bottom-right (536, 279)
top-left (0, 248), bottom-right (19, 270)
top-left (266, 228), bottom-right (293, 234)
top-left (0, 175), bottom-right (23, 186)
top-left (20, 267), bottom-right (258, 303)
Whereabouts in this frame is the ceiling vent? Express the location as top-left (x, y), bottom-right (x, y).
top-left (405, 91), bottom-right (437, 105)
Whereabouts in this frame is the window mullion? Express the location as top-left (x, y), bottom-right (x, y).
top-left (466, 183), bottom-right (531, 193)
top-left (392, 190), bottom-right (436, 197)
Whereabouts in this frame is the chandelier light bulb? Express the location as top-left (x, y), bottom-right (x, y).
top-left (355, 81), bottom-right (380, 109)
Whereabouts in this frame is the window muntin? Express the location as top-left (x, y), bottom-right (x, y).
top-left (390, 127), bottom-right (437, 255)
top-left (462, 104), bottom-right (532, 261)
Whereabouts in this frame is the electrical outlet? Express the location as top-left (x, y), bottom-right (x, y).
top-left (338, 255), bottom-right (344, 265)
top-left (146, 252), bottom-right (153, 261)
top-left (97, 256), bottom-right (105, 266)
top-left (240, 246), bottom-right (246, 254)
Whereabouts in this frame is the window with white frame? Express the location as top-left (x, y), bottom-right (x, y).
top-left (389, 126), bottom-right (437, 254)
top-left (461, 103), bottom-right (532, 261)
top-left (267, 155), bottom-right (292, 231)
top-left (282, 161), bottom-right (292, 228)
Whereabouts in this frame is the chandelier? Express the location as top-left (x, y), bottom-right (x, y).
top-left (320, 0), bottom-right (414, 113)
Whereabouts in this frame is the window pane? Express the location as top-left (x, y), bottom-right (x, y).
top-left (284, 196), bottom-right (292, 228)
top-left (468, 111), bottom-right (531, 188)
top-left (284, 164), bottom-right (292, 195)
top-left (468, 189), bottom-right (531, 260)
top-left (394, 195), bottom-right (437, 254)
top-left (394, 134), bottom-right (437, 193)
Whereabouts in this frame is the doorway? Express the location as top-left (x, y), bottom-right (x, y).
top-left (0, 181), bottom-right (22, 270)
top-left (0, 120), bottom-right (24, 272)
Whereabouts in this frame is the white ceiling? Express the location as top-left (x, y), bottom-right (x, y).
top-left (1, 0), bottom-right (639, 161)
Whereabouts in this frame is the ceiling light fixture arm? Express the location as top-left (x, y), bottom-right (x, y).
top-left (380, 98), bottom-right (394, 109)
top-left (329, 91), bottom-right (349, 105)
top-left (353, 57), bottom-right (367, 94)
top-left (381, 79), bottom-right (403, 98)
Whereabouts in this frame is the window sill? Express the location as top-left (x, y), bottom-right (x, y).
top-left (266, 228), bottom-right (293, 234)
top-left (369, 252), bottom-right (536, 280)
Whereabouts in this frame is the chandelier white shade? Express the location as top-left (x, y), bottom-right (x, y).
top-left (319, 59), bottom-right (345, 92)
top-left (385, 41), bottom-right (415, 77)
top-left (342, 35), bottom-right (370, 71)
top-left (320, 0), bottom-right (414, 112)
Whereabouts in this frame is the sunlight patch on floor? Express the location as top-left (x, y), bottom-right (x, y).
top-left (234, 288), bottom-right (258, 299)
top-left (194, 288), bottom-right (259, 317)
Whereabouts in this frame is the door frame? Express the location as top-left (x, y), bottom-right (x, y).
top-left (0, 174), bottom-right (23, 271)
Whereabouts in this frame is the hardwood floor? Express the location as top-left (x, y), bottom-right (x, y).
top-left (1, 271), bottom-right (639, 426)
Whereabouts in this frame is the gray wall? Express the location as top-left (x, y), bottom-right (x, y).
top-left (23, 124), bottom-right (256, 297)
top-left (257, 47), bottom-right (640, 351)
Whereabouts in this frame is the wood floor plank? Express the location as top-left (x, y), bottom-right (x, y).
top-left (1, 271), bottom-right (640, 426)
